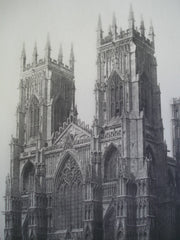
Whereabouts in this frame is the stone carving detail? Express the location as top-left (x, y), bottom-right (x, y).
top-left (58, 157), bottom-right (82, 187)
top-left (54, 124), bottom-right (91, 149)
top-left (55, 156), bottom-right (83, 231)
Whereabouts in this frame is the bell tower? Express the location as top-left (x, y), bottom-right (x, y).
top-left (4, 36), bottom-right (76, 240)
top-left (95, 9), bottom-right (162, 131)
top-left (95, 6), bottom-right (170, 240)
top-left (16, 36), bottom-right (76, 148)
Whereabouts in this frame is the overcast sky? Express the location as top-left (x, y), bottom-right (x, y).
top-left (0, 0), bottom-right (180, 237)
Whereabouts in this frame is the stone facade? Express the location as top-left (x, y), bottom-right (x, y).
top-left (171, 98), bottom-right (180, 239)
top-left (172, 98), bottom-right (180, 161)
top-left (4, 7), bottom-right (178, 240)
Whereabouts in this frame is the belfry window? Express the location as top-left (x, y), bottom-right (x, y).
top-left (53, 95), bottom-right (66, 132)
top-left (29, 96), bottom-right (39, 137)
top-left (108, 71), bottom-right (123, 119)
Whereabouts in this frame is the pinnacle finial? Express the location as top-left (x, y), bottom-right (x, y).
top-left (149, 20), bottom-right (154, 34)
top-left (21, 42), bottom-right (26, 71)
top-left (97, 14), bottom-right (102, 30)
top-left (45, 33), bottom-right (51, 62)
top-left (112, 12), bottom-right (117, 27)
top-left (140, 15), bottom-right (145, 36)
top-left (21, 42), bottom-right (26, 58)
top-left (112, 12), bottom-right (117, 40)
top-left (45, 33), bottom-right (51, 50)
top-left (97, 14), bottom-right (103, 47)
top-left (128, 4), bottom-right (135, 29)
top-left (69, 43), bottom-right (75, 73)
top-left (32, 41), bottom-right (38, 65)
top-left (58, 43), bottom-right (63, 64)
top-left (70, 43), bottom-right (74, 60)
top-left (149, 20), bottom-right (155, 47)
top-left (129, 4), bottom-right (134, 20)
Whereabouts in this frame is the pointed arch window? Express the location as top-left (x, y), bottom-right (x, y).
top-left (139, 73), bottom-right (152, 119)
top-left (55, 156), bottom-right (83, 230)
top-left (104, 146), bottom-right (118, 182)
top-left (22, 162), bottom-right (35, 194)
top-left (53, 95), bottom-right (66, 132)
top-left (108, 71), bottom-right (123, 119)
top-left (29, 96), bottom-right (39, 137)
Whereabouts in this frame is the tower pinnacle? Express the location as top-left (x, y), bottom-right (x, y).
top-left (21, 42), bottom-right (26, 71)
top-left (97, 14), bottom-right (103, 47)
top-left (149, 21), bottom-right (155, 47)
top-left (45, 33), bottom-right (51, 62)
top-left (128, 4), bottom-right (135, 30)
top-left (58, 43), bottom-right (63, 64)
top-left (140, 15), bottom-right (145, 36)
top-left (32, 41), bottom-right (38, 66)
top-left (97, 14), bottom-right (102, 31)
top-left (112, 12), bottom-right (117, 40)
top-left (69, 43), bottom-right (75, 73)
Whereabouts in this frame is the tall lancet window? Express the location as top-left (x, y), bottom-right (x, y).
top-left (108, 71), bottom-right (123, 119)
top-left (29, 95), bottom-right (39, 137)
top-left (52, 95), bottom-right (67, 132)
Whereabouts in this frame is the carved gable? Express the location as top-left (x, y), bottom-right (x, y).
top-left (54, 123), bottom-right (91, 149)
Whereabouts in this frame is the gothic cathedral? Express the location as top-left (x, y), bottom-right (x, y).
top-left (4, 7), bottom-right (178, 240)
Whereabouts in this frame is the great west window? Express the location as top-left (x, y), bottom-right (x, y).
top-left (55, 156), bottom-right (83, 230)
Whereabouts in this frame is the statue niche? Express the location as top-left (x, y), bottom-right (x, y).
top-left (22, 161), bottom-right (35, 194)
top-left (104, 145), bottom-right (119, 182)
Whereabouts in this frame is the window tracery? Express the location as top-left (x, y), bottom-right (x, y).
top-left (108, 71), bottom-right (123, 119)
top-left (55, 156), bottom-right (83, 230)
top-left (29, 95), bottom-right (39, 138)
top-left (104, 147), bottom-right (118, 182)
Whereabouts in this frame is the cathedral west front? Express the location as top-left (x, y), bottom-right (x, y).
top-left (4, 6), bottom-right (179, 240)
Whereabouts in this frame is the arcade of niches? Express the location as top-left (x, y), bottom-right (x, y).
top-left (4, 6), bottom-right (179, 240)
